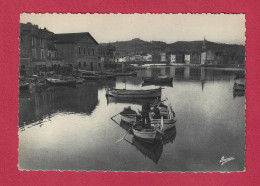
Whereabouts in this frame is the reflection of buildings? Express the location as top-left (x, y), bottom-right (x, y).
top-left (145, 66), bottom-right (235, 82)
top-left (19, 85), bottom-right (99, 127)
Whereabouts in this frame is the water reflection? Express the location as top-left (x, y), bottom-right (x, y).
top-left (19, 66), bottom-right (245, 171)
top-left (19, 84), bottom-right (99, 128)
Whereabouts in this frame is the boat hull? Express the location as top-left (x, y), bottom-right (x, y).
top-left (121, 114), bottom-right (136, 125)
top-left (132, 127), bottom-right (157, 143)
top-left (151, 119), bottom-right (176, 131)
top-left (106, 88), bottom-right (162, 99)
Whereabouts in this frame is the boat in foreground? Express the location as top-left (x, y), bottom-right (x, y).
top-left (132, 125), bottom-right (158, 143)
top-left (106, 87), bottom-right (162, 99)
top-left (119, 101), bottom-right (176, 131)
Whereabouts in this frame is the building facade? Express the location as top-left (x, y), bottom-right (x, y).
top-left (98, 44), bottom-right (116, 68)
top-left (54, 32), bottom-right (103, 71)
top-left (20, 22), bottom-right (60, 75)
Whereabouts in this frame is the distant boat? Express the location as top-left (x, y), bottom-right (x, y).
top-left (46, 78), bottom-right (76, 86)
top-left (142, 81), bottom-right (173, 87)
top-left (114, 71), bottom-right (137, 76)
top-left (233, 79), bottom-right (245, 91)
top-left (19, 82), bottom-right (30, 90)
top-left (75, 78), bottom-right (84, 84)
top-left (106, 87), bottom-right (162, 99)
top-left (82, 75), bottom-right (104, 80)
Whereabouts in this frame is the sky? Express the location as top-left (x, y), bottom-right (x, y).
top-left (20, 13), bottom-right (246, 45)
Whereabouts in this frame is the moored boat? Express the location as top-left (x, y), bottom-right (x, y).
top-left (120, 107), bottom-right (138, 125)
top-left (233, 79), bottom-right (245, 91)
top-left (46, 78), bottom-right (76, 86)
top-left (132, 125), bottom-right (158, 143)
top-left (114, 71), bottom-right (137, 76)
top-left (106, 87), bottom-right (162, 99)
top-left (119, 100), bottom-right (177, 131)
top-left (19, 82), bottom-right (30, 90)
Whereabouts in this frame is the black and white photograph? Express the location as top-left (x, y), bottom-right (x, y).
top-left (18, 13), bottom-right (245, 171)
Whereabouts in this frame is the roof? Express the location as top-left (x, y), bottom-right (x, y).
top-left (54, 32), bottom-right (99, 45)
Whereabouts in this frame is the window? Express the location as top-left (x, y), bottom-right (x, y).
top-left (54, 51), bottom-right (57, 58)
top-left (48, 51), bottom-right (52, 57)
top-left (32, 37), bottom-right (36, 47)
top-left (41, 49), bottom-right (44, 59)
top-left (40, 38), bottom-right (44, 48)
top-left (84, 48), bottom-right (86, 55)
top-left (78, 46), bottom-right (81, 55)
top-left (32, 49), bottom-right (37, 58)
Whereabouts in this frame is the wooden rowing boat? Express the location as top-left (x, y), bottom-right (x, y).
top-left (119, 101), bottom-right (176, 131)
top-left (106, 87), bottom-right (162, 98)
top-left (132, 125), bottom-right (158, 143)
top-left (120, 107), bottom-right (138, 125)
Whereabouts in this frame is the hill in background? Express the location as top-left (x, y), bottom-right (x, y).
top-left (101, 38), bottom-right (245, 56)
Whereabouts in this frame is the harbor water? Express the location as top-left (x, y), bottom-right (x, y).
top-left (18, 66), bottom-right (245, 171)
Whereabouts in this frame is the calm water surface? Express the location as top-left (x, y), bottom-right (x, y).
top-left (19, 66), bottom-right (245, 171)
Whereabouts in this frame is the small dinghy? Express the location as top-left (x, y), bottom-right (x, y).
top-left (132, 124), bottom-right (158, 143)
top-left (120, 106), bottom-right (138, 125)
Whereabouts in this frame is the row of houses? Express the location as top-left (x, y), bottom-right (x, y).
top-left (116, 40), bottom-right (245, 65)
top-left (20, 22), bottom-right (116, 76)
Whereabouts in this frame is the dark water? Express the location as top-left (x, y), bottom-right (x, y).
top-left (18, 66), bottom-right (245, 171)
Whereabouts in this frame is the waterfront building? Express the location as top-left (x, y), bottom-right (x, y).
top-left (20, 22), bottom-right (61, 75)
top-left (143, 54), bottom-right (152, 61)
top-left (176, 53), bottom-right (185, 63)
top-left (160, 52), bottom-right (166, 62)
top-left (98, 44), bottom-right (116, 68)
top-left (184, 54), bottom-right (191, 64)
top-left (200, 38), bottom-right (245, 65)
top-left (169, 54), bottom-right (176, 64)
top-left (54, 32), bottom-right (103, 71)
